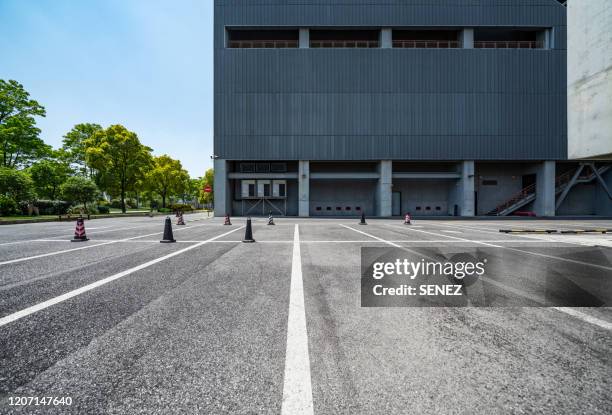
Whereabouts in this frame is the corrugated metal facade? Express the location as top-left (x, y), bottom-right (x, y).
top-left (214, 0), bottom-right (567, 161)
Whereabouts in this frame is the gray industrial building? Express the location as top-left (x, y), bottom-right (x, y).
top-left (214, 0), bottom-right (611, 217)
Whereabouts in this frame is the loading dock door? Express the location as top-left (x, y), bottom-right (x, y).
top-left (392, 192), bottom-right (401, 216)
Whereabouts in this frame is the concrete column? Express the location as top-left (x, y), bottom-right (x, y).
top-left (535, 161), bottom-right (556, 217)
top-left (458, 161), bottom-right (475, 216)
top-left (380, 28), bottom-right (392, 49)
top-left (299, 28), bottom-right (309, 48)
top-left (462, 28), bottom-right (474, 49)
top-left (377, 160), bottom-right (392, 217)
top-left (213, 159), bottom-right (230, 217)
top-left (298, 160), bottom-right (310, 216)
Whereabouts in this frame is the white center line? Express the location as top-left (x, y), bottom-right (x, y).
top-left (281, 224), bottom-right (314, 415)
top-left (0, 226), bottom-right (244, 327)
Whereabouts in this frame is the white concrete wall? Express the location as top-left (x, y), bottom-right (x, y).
top-left (568, 0), bottom-right (612, 159)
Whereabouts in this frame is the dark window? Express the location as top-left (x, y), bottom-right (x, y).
top-left (270, 163), bottom-right (287, 173)
top-left (482, 180), bottom-right (498, 186)
top-left (393, 29), bottom-right (460, 48)
top-left (326, 206), bottom-right (332, 211)
top-left (310, 29), bottom-right (379, 48)
top-left (240, 163), bottom-right (255, 173)
top-left (263, 184), bottom-right (271, 197)
top-left (435, 206), bottom-right (441, 211)
top-left (256, 163), bottom-right (270, 173)
top-left (426, 206), bottom-right (431, 211)
top-left (474, 28), bottom-right (545, 49)
top-left (248, 184), bottom-right (256, 197)
top-left (345, 207), bottom-right (351, 211)
top-left (416, 206), bottom-right (422, 211)
top-left (227, 29), bottom-right (298, 48)
top-left (355, 206), bottom-right (361, 211)
top-left (278, 183), bottom-right (286, 197)
top-left (336, 206), bottom-right (342, 211)
top-left (316, 206), bottom-right (322, 211)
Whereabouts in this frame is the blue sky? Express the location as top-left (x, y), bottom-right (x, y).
top-left (0, 0), bottom-right (213, 176)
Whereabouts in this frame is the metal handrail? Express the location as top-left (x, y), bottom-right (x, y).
top-left (474, 41), bottom-right (543, 49)
top-left (393, 40), bottom-right (460, 48)
top-left (228, 40), bottom-right (298, 48)
top-left (310, 40), bottom-right (379, 48)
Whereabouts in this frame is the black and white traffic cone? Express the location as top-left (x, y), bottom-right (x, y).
top-left (267, 212), bottom-right (275, 225)
top-left (404, 213), bottom-right (411, 225)
top-left (160, 217), bottom-right (176, 243)
top-left (224, 214), bottom-right (232, 225)
top-left (359, 212), bottom-right (367, 225)
top-left (177, 212), bottom-right (185, 225)
top-left (242, 217), bottom-right (255, 243)
top-left (71, 216), bottom-right (89, 242)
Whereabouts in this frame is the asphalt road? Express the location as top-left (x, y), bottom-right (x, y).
top-left (0, 214), bottom-right (611, 414)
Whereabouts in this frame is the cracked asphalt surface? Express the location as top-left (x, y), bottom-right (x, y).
top-left (0, 213), bottom-right (611, 414)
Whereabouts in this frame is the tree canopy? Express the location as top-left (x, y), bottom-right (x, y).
top-left (60, 123), bottom-right (103, 178)
top-left (0, 80), bottom-right (49, 168)
top-left (86, 124), bottom-right (153, 213)
top-left (28, 157), bottom-right (72, 200)
top-left (146, 155), bottom-right (190, 208)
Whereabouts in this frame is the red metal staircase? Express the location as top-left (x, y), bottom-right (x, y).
top-left (487, 164), bottom-right (611, 216)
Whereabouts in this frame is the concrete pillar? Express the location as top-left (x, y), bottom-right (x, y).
top-left (299, 28), bottom-right (309, 48)
top-left (380, 28), bottom-right (392, 49)
top-left (213, 159), bottom-right (230, 217)
top-left (377, 160), bottom-right (392, 217)
top-left (298, 160), bottom-right (310, 216)
top-left (458, 161), bottom-right (475, 216)
top-left (535, 161), bottom-right (556, 217)
top-left (462, 28), bottom-right (474, 49)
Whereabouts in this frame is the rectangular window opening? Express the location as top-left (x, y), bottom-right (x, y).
top-left (310, 29), bottom-right (380, 48)
top-left (474, 28), bottom-right (547, 49)
top-left (393, 29), bottom-right (460, 48)
top-left (227, 29), bottom-right (299, 49)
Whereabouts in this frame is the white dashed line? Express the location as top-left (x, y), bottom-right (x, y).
top-left (281, 224), bottom-right (314, 415)
top-left (0, 226), bottom-right (244, 327)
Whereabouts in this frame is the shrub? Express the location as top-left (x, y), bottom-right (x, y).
top-left (110, 200), bottom-right (122, 209)
top-left (60, 176), bottom-right (99, 208)
top-left (158, 208), bottom-right (171, 213)
top-left (169, 203), bottom-right (193, 212)
top-left (0, 195), bottom-right (17, 216)
top-left (97, 205), bottom-right (110, 214)
top-left (35, 200), bottom-right (71, 215)
top-left (0, 167), bottom-right (36, 202)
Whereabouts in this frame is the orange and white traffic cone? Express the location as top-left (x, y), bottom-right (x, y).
top-left (71, 216), bottom-right (89, 242)
top-left (224, 214), bottom-right (232, 225)
top-left (404, 213), bottom-right (411, 225)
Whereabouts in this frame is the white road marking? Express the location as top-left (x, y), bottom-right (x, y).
top-left (552, 308), bottom-right (612, 331)
top-left (339, 224), bottom-right (401, 247)
top-left (0, 222), bottom-right (214, 266)
top-left (385, 224), bottom-right (612, 272)
top-left (384, 224), bottom-right (612, 331)
top-left (0, 226), bottom-right (244, 327)
top-left (281, 224), bottom-right (314, 415)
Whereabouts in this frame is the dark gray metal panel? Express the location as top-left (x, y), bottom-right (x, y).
top-left (214, 0), bottom-right (567, 161)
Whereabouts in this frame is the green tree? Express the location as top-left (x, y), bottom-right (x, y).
top-left (60, 176), bottom-right (99, 209)
top-left (0, 80), bottom-right (49, 168)
top-left (85, 125), bottom-right (152, 213)
top-left (28, 157), bottom-right (71, 200)
top-left (60, 123), bottom-right (103, 178)
top-left (0, 166), bottom-right (36, 202)
top-left (146, 155), bottom-right (189, 208)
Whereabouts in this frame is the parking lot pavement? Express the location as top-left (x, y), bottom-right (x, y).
top-left (0, 216), bottom-right (611, 414)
